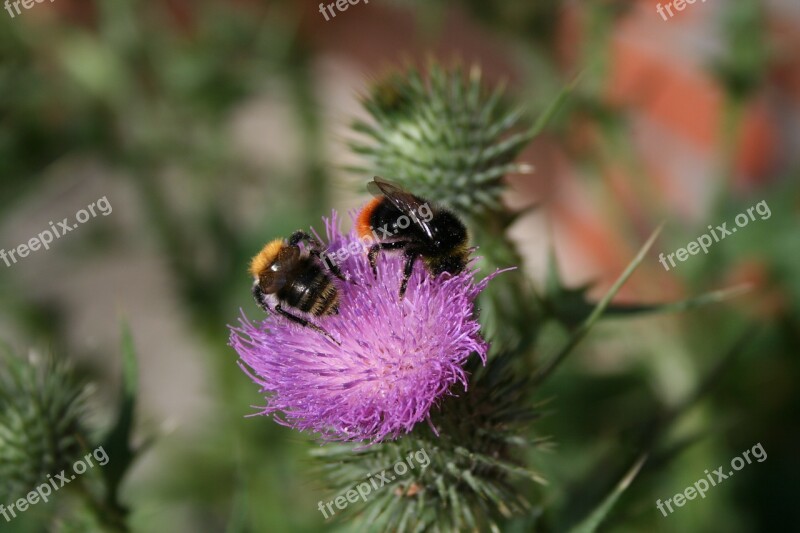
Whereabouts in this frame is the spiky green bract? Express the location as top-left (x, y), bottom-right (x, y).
top-left (350, 62), bottom-right (544, 356)
top-left (349, 62), bottom-right (533, 216)
top-left (0, 352), bottom-right (90, 503)
top-left (469, 210), bottom-right (543, 357)
top-left (312, 353), bottom-right (546, 532)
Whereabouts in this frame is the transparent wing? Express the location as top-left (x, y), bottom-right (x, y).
top-left (368, 176), bottom-right (436, 239)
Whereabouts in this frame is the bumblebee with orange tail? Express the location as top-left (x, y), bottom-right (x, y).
top-left (357, 177), bottom-right (470, 298)
top-left (250, 230), bottom-right (347, 343)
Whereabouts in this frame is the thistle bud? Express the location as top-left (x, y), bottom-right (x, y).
top-left (350, 62), bottom-right (534, 216)
top-left (0, 352), bottom-right (90, 502)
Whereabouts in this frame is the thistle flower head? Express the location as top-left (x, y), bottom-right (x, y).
top-left (0, 352), bottom-right (90, 502)
top-left (230, 212), bottom-right (496, 443)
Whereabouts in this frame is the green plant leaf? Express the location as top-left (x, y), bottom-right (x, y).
top-left (533, 223), bottom-right (664, 385)
top-left (100, 323), bottom-right (140, 515)
top-left (568, 455), bottom-right (647, 533)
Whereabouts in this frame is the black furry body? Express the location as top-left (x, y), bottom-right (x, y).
top-left (266, 257), bottom-right (338, 317)
top-left (367, 200), bottom-right (469, 276)
top-left (360, 177), bottom-right (470, 298)
top-left (250, 230), bottom-right (344, 343)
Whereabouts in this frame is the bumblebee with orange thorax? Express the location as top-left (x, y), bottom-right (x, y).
top-left (357, 177), bottom-right (470, 298)
top-left (250, 230), bottom-right (346, 343)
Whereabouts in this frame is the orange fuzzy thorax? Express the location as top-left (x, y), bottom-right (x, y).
top-left (356, 197), bottom-right (382, 238)
top-left (249, 239), bottom-right (285, 278)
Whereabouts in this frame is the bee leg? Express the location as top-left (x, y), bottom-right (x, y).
top-left (309, 248), bottom-right (350, 283)
top-left (274, 304), bottom-right (340, 345)
top-left (252, 283), bottom-right (271, 313)
top-left (368, 241), bottom-right (410, 278)
top-left (325, 258), bottom-right (349, 283)
top-left (368, 244), bottom-right (381, 278)
top-left (399, 251), bottom-right (419, 299)
top-left (291, 230), bottom-right (354, 285)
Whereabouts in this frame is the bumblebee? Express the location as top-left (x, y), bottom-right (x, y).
top-left (356, 177), bottom-right (470, 298)
top-left (250, 230), bottom-right (345, 343)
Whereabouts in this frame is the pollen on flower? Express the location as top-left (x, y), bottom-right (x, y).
top-left (229, 211), bottom-right (501, 443)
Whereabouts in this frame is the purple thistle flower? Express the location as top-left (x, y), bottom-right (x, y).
top-left (229, 211), bottom-right (498, 443)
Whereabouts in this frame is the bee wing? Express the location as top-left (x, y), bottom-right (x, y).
top-left (368, 177), bottom-right (436, 240)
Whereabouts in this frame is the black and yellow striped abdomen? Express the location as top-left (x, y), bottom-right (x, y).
top-left (277, 257), bottom-right (339, 317)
